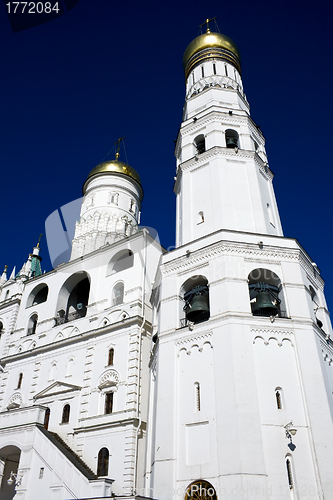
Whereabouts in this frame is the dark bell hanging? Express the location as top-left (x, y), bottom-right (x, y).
top-left (226, 136), bottom-right (238, 148)
top-left (184, 285), bottom-right (210, 323)
top-left (250, 282), bottom-right (280, 317)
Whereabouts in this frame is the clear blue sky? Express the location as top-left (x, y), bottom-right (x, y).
top-left (1, 0), bottom-right (333, 312)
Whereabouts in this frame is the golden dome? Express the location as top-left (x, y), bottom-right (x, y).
top-left (84, 160), bottom-right (141, 189)
top-left (183, 31), bottom-right (241, 79)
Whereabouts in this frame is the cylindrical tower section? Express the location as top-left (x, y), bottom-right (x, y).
top-left (71, 158), bottom-right (143, 259)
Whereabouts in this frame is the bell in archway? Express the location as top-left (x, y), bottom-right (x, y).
top-left (186, 293), bottom-right (210, 322)
top-left (226, 136), bottom-right (238, 148)
top-left (252, 290), bottom-right (279, 316)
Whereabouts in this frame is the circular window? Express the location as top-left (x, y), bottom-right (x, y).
top-left (185, 481), bottom-right (217, 500)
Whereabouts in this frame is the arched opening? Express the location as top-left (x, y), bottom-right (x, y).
top-left (248, 268), bottom-right (283, 317)
top-left (107, 250), bottom-right (134, 276)
top-left (56, 272), bottom-right (91, 324)
top-left (0, 445), bottom-right (21, 498)
top-left (26, 283), bottom-right (48, 308)
top-left (181, 276), bottom-right (210, 325)
top-left (61, 404), bottom-right (70, 424)
top-left (97, 447), bottom-right (109, 477)
top-left (112, 282), bottom-right (124, 306)
top-left (225, 129), bottom-right (239, 148)
top-left (185, 480), bottom-right (217, 500)
top-left (105, 392), bottom-right (113, 414)
top-left (16, 373), bottom-right (23, 390)
top-left (194, 135), bottom-right (205, 155)
top-left (286, 456), bottom-right (294, 490)
top-left (44, 408), bottom-right (50, 430)
top-left (275, 387), bottom-right (283, 409)
top-left (108, 348), bottom-right (114, 366)
top-left (27, 314), bottom-right (38, 335)
top-left (0, 321), bottom-right (3, 334)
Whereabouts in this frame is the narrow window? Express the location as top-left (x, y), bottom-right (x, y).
top-left (17, 373), bottom-right (23, 389)
top-left (197, 211), bottom-right (204, 224)
top-left (234, 68), bottom-right (237, 81)
top-left (112, 282), bottom-right (124, 306)
top-left (195, 382), bottom-right (201, 411)
top-left (0, 321), bottom-right (3, 333)
top-left (276, 390), bottom-right (282, 409)
top-left (225, 64), bottom-right (228, 77)
top-left (39, 468), bottom-right (44, 479)
top-left (267, 203), bottom-right (275, 227)
top-left (201, 66), bottom-right (204, 78)
top-left (213, 63), bottom-right (216, 75)
top-left (105, 392), bottom-right (113, 414)
top-left (286, 458), bottom-right (294, 489)
top-left (97, 448), bottom-right (109, 476)
top-left (44, 408), bottom-right (50, 430)
top-left (108, 348), bottom-right (114, 366)
top-left (5, 290), bottom-right (10, 299)
top-left (109, 192), bottom-right (119, 205)
top-left (192, 73), bottom-right (195, 85)
top-left (28, 314), bottom-right (38, 335)
top-left (62, 404), bottom-right (70, 424)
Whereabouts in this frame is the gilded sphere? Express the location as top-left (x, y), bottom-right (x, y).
top-left (183, 31), bottom-right (240, 77)
top-left (85, 160), bottom-right (141, 186)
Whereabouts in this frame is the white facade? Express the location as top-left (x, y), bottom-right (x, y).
top-left (1, 27), bottom-right (333, 500)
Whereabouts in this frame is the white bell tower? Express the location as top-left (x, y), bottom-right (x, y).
top-left (145, 21), bottom-right (333, 500)
top-left (174, 23), bottom-right (282, 247)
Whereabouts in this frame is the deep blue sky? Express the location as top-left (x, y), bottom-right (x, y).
top-left (1, 0), bottom-right (333, 312)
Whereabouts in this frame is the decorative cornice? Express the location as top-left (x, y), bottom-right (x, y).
top-left (160, 239), bottom-right (299, 277)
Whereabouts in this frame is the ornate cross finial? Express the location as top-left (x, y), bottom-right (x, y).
top-left (199, 17), bottom-right (216, 33)
top-left (37, 233), bottom-right (43, 248)
top-left (115, 137), bottom-right (124, 160)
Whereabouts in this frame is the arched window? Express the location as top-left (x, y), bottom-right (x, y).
top-left (181, 275), bottom-right (210, 325)
top-left (56, 272), bottom-right (91, 325)
top-left (97, 447), bottom-right (109, 477)
top-left (225, 129), bottom-right (239, 148)
top-left (44, 408), bottom-right (50, 430)
top-left (275, 387), bottom-right (283, 409)
top-left (286, 456), bottom-right (294, 489)
top-left (27, 283), bottom-right (48, 307)
top-left (107, 250), bottom-right (134, 275)
top-left (5, 290), bottom-right (10, 299)
top-left (62, 404), bottom-right (70, 424)
top-left (0, 321), bottom-right (3, 334)
top-left (194, 135), bottom-right (205, 155)
top-left (248, 268), bottom-right (282, 317)
top-left (105, 392), bottom-right (113, 414)
top-left (108, 348), bottom-right (114, 366)
top-left (112, 282), bottom-right (124, 306)
top-left (27, 314), bottom-right (38, 335)
top-left (17, 373), bottom-right (23, 390)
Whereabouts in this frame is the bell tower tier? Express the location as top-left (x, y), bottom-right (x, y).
top-left (174, 28), bottom-right (282, 248)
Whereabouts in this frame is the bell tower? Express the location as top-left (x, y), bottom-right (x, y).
top-left (145, 22), bottom-right (333, 500)
top-left (174, 20), bottom-right (282, 247)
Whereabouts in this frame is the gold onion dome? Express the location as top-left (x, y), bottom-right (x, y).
top-left (84, 158), bottom-right (141, 191)
top-left (183, 30), bottom-right (241, 80)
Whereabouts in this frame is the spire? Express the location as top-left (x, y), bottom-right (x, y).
top-left (16, 237), bottom-right (43, 280)
top-left (0, 265), bottom-right (8, 285)
top-left (8, 267), bottom-right (16, 281)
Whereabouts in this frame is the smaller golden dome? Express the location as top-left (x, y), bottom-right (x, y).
top-left (84, 160), bottom-right (141, 188)
top-left (183, 31), bottom-right (241, 79)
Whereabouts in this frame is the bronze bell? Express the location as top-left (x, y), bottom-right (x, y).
top-left (226, 136), bottom-right (238, 148)
top-left (252, 290), bottom-right (279, 314)
top-left (186, 294), bottom-right (210, 322)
